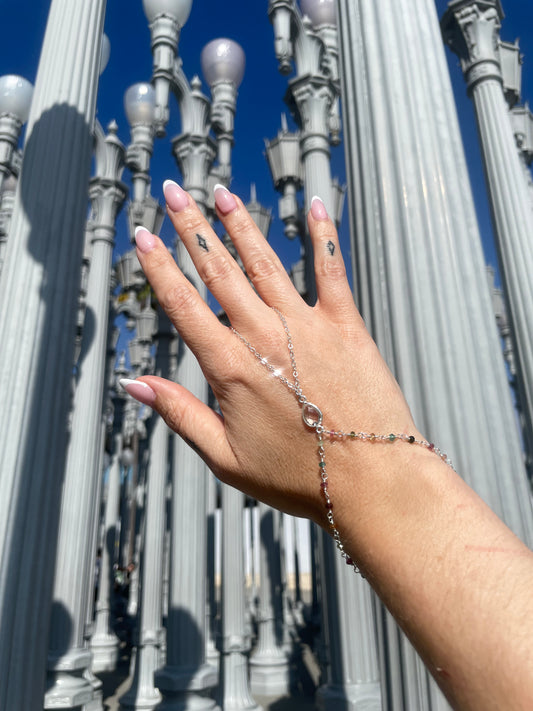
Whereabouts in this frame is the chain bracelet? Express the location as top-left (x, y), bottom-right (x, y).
top-left (231, 308), bottom-right (455, 575)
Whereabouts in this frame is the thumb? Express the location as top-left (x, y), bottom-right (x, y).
top-left (120, 376), bottom-right (235, 474)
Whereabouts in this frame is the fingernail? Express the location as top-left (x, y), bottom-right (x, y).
top-left (135, 226), bottom-right (155, 253)
top-left (119, 378), bottom-right (156, 406)
top-left (311, 195), bottom-right (328, 221)
top-left (163, 179), bottom-right (189, 212)
top-left (214, 183), bottom-right (238, 215)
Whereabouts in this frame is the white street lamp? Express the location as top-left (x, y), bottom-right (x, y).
top-left (200, 38), bottom-right (245, 199)
top-left (124, 82), bottom-right (156, 127)
top-left (142, 0), bottom-right (192, 25)
top-left (0, 74), bottom-right (33, 123)
top-left (99, 33), bottom-right (111, 75)
top-left (124, 82), bottom-right (165, 236)
top-left (200, 37), bottom-right (246, 89)
top-left (0, 74), bottom-right (33, 193)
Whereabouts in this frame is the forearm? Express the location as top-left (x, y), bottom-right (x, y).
top-left (331, 444), bottom-right (533, 710)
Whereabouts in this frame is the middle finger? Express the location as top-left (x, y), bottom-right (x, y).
top-left (163, 179), bottom-right (266, 332)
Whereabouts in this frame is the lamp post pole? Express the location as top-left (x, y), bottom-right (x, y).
top-left (91, 359), bottom-right (130, 673)
top-left (442, 0), bottom-right (533, 481)
top-left (0, 2), bottom-right (107, 708)
top-left (268, 3), bottom-right (382, 709)
top-left (268, 0), bottom-right (341, 303)
top-left (45, 120), bottom-right (127, 710)
top-left (135, 3), bottom-right (246, 707)
top-left (120, 308), bottom-right (174, 711)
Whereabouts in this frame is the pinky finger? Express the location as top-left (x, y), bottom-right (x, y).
top-left (308, 196), bottom-right (358, 320)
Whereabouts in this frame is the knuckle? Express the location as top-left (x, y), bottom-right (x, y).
top-left (145, 243), bottom-right (173, 270)
top-left (318, 258), bottom-right (346, 280)
top-left (200, 253), bottom-right (233, 289)
top-left (227, 217), bottom-right (254, 242)
top-left (246, 256), bottom-right (279, 283)
top-left (158, 282), bottom-right (197, 320)
top-left (176, 212), bottom-right (206, 237)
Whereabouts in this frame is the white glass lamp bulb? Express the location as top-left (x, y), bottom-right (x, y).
top-left (142, 0), bottom-right (193, 25)
top-left (99, 34), bottom-right (111, 76)
top-left (300, 0), bottom-right (337, 26)
top-left (124, 83), bottom-right (156, 126)
top-left (0, 75), bottom-right (34, 123)
top-left (201, 38), bottom-right (245, 88)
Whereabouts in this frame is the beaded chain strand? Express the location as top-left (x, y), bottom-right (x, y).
top-left (231, 308), bottom-right (455, 575)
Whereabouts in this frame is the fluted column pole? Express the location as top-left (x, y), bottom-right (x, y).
top-left (45, 120), bottom-right (127, 709)
top-left (338, 0), bottom-right (533, 706)
top-left (120, 309), bottom-right (173, 710)
top-left (250, 504), bottom-right (290, 697)
top-left (91, 425), bottom-right (124, 672)
top-left (217, 486), bottom-right (262, 711)
top-left (0, 2), bottom-right (106, 708)
top-left (442, 0), bottom-right (533, 478)
top-left (154, 334), bottom-right (219, 710)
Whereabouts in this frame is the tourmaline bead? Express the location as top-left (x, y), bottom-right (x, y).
top-left (345, 557), bottom-right (353, 565)
top-left (369, 433), bottom-right (376, 441)
top-left (408, 435), bottom-right (415, 444)
top-left (319, 461), bottom-right (326, 468)
top-left (429, 443), bottom-right (435, 451)
top-left (349, 432), bottom-right (356, 438)
top-left (326, 502), bottom-right (333, 510)
top-left (388, 434), bottom-right (396, 441)
top-left (320, 482), bottom-right (327, 489)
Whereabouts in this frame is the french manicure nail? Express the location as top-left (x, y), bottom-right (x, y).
top-left (135, 225), bottom-right (155, 253)
top-left (310, 195), bottom-right (328, 221)
top-left (119, 378), bottom-right (156, 406)
top-left (163, 179), bottom-right (189, 212)
top-left (214, 183), bottom-right (238, 215)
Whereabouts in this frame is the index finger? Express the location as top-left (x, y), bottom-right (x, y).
top-left (133, 226), bottom-right (234, 374)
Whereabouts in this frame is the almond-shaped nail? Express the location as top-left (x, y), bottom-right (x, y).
top-left (163, 179), bottom-right (189, 212)
top-left (119, 378), bottom-right (156, 406)
top-left (310, 195), bottom-right (328, 221)
top-left (214, 183), bottom-right (238, 215)
top-left (135, 225), bottom-right (155, 254)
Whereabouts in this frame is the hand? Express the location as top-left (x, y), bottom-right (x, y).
top-left (126, 182), bottom-right (418, 527)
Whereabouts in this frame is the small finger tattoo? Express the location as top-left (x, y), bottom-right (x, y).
top-left (327, 241), bottom-right (336, 256)
top-left (196, 234), bottom-right (209, 252)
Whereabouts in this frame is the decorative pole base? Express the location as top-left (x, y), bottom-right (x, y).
top-left (90, 633), bottom-right (120, 673)
top-left (250, 656), bottom-right (291, 697)
top-left (44, 671), bottom-right (94, 709)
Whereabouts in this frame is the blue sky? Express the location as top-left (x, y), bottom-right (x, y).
top-left (2, 0), bottom-right (532, 282)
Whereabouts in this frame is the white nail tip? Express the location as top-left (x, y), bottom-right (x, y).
top-left (119, 378), bottom-right (149, 390)
top-left (134, 225), bottom-right (150, 237)
top-left (213, 183), bottom-right (227, 193)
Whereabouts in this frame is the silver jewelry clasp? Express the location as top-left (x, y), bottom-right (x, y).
top-left (302, 402), bottom-right (323, 429)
